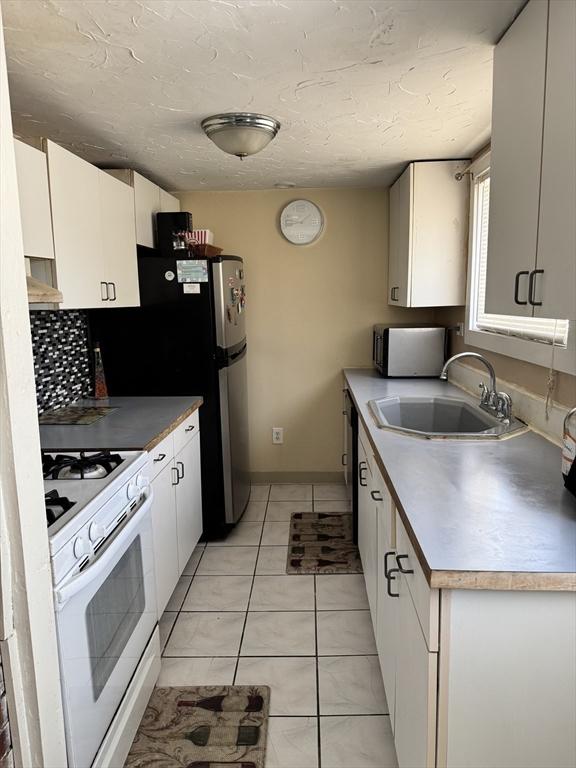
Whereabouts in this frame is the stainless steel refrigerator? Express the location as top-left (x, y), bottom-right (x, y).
top-left (89, 252), bottom-right (251, 539)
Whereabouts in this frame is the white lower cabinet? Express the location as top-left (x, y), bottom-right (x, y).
top-left (359, 419), bottom-right (576, 768)
top-left (374, 466), bottom-right (397, 732)
top-left (359, 430), bottom-right (438, 766)
top-left (174, 433), bottom-right (203, 573)
top-left (149, 419), bottom-right (202, 618)
top-left (151, 462), bottom-right (180, 618)
top-left (394, 573), bottom-right (438, 768)
top-left (357, 426), bottom-right (378, 620)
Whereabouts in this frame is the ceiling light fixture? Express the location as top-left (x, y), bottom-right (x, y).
top-left (201, 112), bottom-right (281, 159)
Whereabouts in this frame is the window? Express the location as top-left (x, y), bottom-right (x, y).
top-left (469, 164), bottom-right (569, 348)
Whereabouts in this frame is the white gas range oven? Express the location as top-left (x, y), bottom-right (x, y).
top-left (44, 449), bottom-right (160, 768)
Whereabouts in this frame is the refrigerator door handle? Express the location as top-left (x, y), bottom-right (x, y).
top-left (229, 344), bottom-right (247, 363)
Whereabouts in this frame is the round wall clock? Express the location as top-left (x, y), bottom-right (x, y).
top-left (280, 199), bottom-right (324, 245)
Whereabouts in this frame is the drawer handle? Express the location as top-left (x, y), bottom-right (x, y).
top-left (153, 453), bottom-right (166, 463)
top-left (176, 460), bottom-right (185, 480)
top-left (371, 490), bottom-right (383, 501)
top-left (396, 554), bottom-right (414, 574)
top-left (100, 281), bottom-right (109, 301)
top-left (384, 550), bottom-right (396, 578)
top-left (171, 466), bottom-right (180, 486)
top-left (386, 567), bottom-right (400, 597)
top-left (358, 461), bottom-right (368, 487)
top-left (185, 425), bottom-right (195, 433)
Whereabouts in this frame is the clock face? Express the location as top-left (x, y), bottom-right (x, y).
top-left (280, 200), bottom-right (324, 245)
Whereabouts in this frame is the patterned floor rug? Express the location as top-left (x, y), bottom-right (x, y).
top-left (125, 686), bottom-right (270, 768)
top-left (286, 512), bottom-right (363, 574)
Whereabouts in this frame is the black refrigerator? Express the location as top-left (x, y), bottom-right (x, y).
top-left (89, 248), bottom-right (250, 539)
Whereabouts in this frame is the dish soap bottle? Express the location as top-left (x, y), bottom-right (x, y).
top-left (562, 407), bottom-right (576, 497)
top-left (94, 343), bottom-right (108, 400)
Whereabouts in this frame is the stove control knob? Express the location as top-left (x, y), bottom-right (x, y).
top-left (73, 537), bottom-right (88, 559)
top-left (89, 522), bottom-right (106, 542)
top-left (127, 481), bottom-right (140, 500)
top-left (136, 473), bottom-right (149, 491)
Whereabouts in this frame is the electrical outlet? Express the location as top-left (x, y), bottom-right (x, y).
top-left (456, 322), bottom-right (465, 337)
top-left (272, 427), bottom-right (284, 444)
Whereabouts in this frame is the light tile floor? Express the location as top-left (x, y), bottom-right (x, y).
top-left (159, 483), bottom-right (398, 768)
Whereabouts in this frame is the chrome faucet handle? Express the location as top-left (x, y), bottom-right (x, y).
top-left (494, 392), bottom-right (512, 423)
top-left (479, 382), bottom-right (489, 402)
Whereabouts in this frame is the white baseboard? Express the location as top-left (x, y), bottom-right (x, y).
top-left (250, 471), bottom-right (343, 484)
top-left (448, 362), bottom-right (570, 446)
top-left (92, 627), bottom-right (160, 768)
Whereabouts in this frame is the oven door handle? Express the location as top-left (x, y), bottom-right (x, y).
top-left (53, 491), bottom-right (154, 612)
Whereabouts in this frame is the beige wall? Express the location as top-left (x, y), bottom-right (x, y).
top-left (178, 188), bottom-right (435, 477)
top-left (436, 307), bottom-right (576, 407)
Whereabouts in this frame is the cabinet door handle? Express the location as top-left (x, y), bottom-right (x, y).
top-left (185, 425), bottom-right (195, 433)
top-left (390, 286), bottom-right (399, 302)
top-left (384, 550), bottom-right (396, 578)
top-left (171, 466), bottom-right (180, 485)
top-left (386, 567), bottom-right (400, 597)
top-left (358, 461), bottom-right (368, 487)
top-left (153, 453), bottom-right (166, 463)
top-left (396, 554), bottom-right (414, 574)
top-left (371, 490), bottom-right (383, 502)
top-left (108, 282), bottom-right (117, 301)
top-left (513, 271), bottom-right (529, 305)
top-left (528, 269), bottom-right (544, 306)
top-left (342, 453), bottom-right (347, 467)
top-left (177, 461), bottom-right (185, 480)
top-left (100, 281), bottom-right (109, 301)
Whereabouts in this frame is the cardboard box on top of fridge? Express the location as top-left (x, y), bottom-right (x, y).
top-left (192, 229), bottom-right (214, 245)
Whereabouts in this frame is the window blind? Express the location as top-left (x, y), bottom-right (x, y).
top-left (472, 173), bottom-right (569, 347)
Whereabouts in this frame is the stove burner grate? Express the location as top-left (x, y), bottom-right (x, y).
top-left (45, 489), bottom-right (76, 526)
top-left (43, 451), bottom-right (124, 480)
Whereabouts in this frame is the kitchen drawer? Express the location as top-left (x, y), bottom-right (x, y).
top-left (173, 409), bottom-right (200, 456)
top-left (396, 511), bottom-right (439, 651)
top-left (148, 432), bottom-right (174, 481)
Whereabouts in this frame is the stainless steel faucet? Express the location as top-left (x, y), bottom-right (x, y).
top-left (440, 352), bottom-right (512, 423)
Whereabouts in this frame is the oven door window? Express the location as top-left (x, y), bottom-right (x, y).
top-left (86, 535), bottom-right (145, 701)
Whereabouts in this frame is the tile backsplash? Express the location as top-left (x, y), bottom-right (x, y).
top-left (29, 310), bottom-right (92, 414)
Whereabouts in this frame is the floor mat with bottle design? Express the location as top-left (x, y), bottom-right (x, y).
top-left (286, 512), bottom-right (363, 574)
top-left (125, 686), bottom-right (270, 768)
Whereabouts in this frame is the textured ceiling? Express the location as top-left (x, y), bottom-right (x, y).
top-left (2, 0), bottom-right (523, 190)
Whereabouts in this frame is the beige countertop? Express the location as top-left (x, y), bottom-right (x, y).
top-left (344, 368), bottom-right (576, 591)
top-left (39, 396), bottom-right (203, 453)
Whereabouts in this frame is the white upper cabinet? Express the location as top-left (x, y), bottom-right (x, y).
top-left (485, 0), bottom-right (548, 317)
top-left (160, 188), bottom-right (180, 213)
top-left (534, 0), bottom-right (575, 322)
top-left (105, 169), bottom-right (179, 247)
top-left (485, 0), bottom-right (575, 323)
top-left (45, 139), bottom-right (105, 309)
top-left (14, 139), bottom-right (55, 260)
top-left (388, 167), bottom-right (411, 306)
top-left (388, 160), bottom-right (468, 308)
top-left (99, 171), bottom-right (140, 307)
top-left (45, 140), bottom-right (139, 309)
top-left (133, 172), bottom-right (161, 248)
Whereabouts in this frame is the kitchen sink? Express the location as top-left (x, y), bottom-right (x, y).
top-left (368, 396), bottom-right (526, 439)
